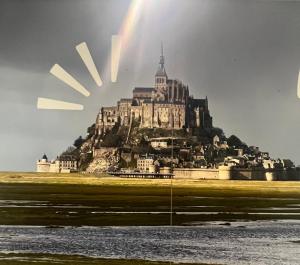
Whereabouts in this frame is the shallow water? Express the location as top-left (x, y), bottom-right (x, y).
top-left (1, 221), bottom-right (300, 265)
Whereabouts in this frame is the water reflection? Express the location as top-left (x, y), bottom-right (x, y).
top-left (0, 221), bottom-right (300, 265)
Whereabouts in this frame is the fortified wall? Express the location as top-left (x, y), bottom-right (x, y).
top-left (173, 166), bottom-right (300, 181)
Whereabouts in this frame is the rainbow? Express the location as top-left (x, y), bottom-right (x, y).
top-left (119, 0), bottom-right (143, 51)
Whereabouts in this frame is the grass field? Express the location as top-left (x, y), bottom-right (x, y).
top-left (0, 172), bottom-right (300, 226)
top-left (2, 171), bottom-right (300, 194)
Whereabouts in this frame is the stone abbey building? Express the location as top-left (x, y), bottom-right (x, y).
top-left (96, 48), bottom-right (213, 134)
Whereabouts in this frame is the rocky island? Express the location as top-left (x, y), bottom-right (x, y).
top-left (38, 49), bottom-right (300, 181)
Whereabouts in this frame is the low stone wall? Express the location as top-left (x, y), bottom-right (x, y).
top-left (232, 168), bottom-right (300, 181)
top-left (173, 168), bottom-right (219, 180)
top-left (173, 167), bottom-right (300, 181)
top-left (268, 168), bottom-right (300, 181)
top-left (287, 168), bottom-right (300, 180)
top-left (232, 168), bottom-right (266, 180)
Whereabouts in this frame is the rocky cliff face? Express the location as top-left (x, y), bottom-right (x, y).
top-left (86, 147), bottom-right (119, 173)
top-left (70, 121), bottom-right (214, 172)
top-left (67, 118), bottom-right (245, 173)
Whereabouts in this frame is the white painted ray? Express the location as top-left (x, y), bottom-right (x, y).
top-left (37, 97), bottom-right (83, 110)
top-left (111, 35), bottom-right (122, 82)
top-left (76, 42), bottom-right (103, 87)
top-left (50, 64), bottom-right (90, 97)
top-left (297, 70), bottom-right (300, 98)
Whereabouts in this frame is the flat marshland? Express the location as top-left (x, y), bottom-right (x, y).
top-left (1, 172), bottom-right (300, 265)
top-left (0, 253), bottom-right (216, 265)
top-left (0, 172), bottom-right (300, 226)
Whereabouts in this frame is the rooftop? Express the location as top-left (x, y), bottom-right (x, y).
top-left (119, 98), bottom-right (132, 102)
top-left (133, 87), bottom-right (154, 93)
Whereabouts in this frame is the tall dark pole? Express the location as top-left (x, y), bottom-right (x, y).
top-left (170, 112), bottom-right (174, 226)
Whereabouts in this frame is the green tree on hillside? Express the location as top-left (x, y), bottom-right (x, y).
top-left (74, 136), bottom-right (84, 148)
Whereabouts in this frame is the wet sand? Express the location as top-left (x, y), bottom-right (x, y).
top-left (1, 172), bottom-right (300, 264)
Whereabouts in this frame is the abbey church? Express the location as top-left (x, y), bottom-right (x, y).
top-left (96, 47), bottom-right (213, 134)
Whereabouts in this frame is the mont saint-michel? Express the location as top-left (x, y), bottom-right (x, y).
top-left (3, 1), bottom-right (300, 265)
top-left (38, 49), bottom-right (300, 181)
top-left (97, 48), bottom-right (212, 132)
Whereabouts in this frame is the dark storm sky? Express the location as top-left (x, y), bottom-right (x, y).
top-left (0, 0), bottom-right (300, 171)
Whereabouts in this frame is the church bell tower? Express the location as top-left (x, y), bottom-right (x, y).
top-left (154, 44), bottom-right (168, 102)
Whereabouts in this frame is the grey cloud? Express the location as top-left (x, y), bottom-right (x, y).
top-left (0, 0), bottom-right (300, 170)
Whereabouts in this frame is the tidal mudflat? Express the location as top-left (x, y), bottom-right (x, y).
top-left (1, 173), bottom-right (300, 225)
top-left (0, 253), bottom-right (214, 265)
top-left (0, 222), bottom-right (300, 265)
top-left (0, 172), bottom-right (300, 264)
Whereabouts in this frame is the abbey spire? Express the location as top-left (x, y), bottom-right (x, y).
top-left (155, 43), bottom-right (167, 77)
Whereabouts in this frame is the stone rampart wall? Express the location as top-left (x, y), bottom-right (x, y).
top-left (173, 168), bottom-right (219, 180)
top-left (173, 167), bottom-right (300, 181)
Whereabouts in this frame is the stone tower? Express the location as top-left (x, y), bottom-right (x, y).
top-left (154, 44), bottom-right (168, 102)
